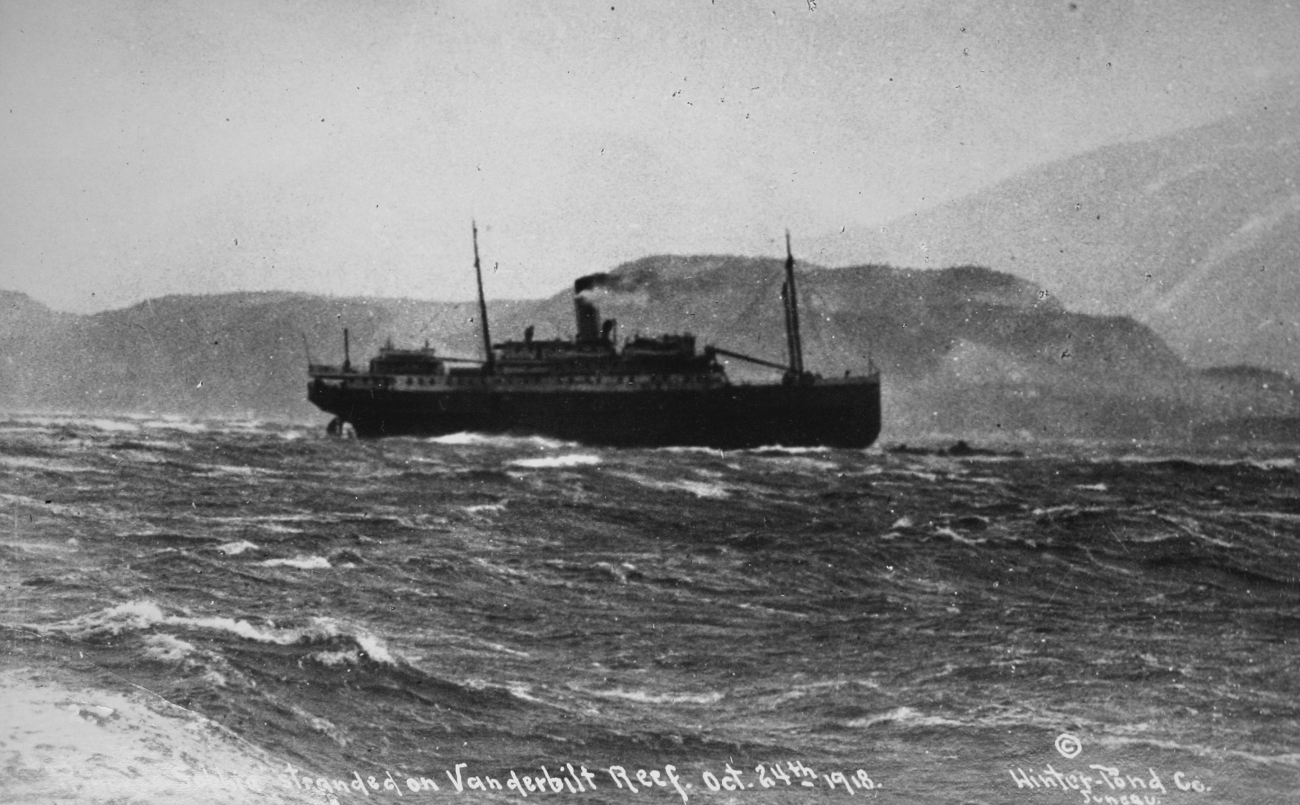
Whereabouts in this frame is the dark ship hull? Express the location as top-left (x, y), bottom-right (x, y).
top-left (308, 228), bottom-right (881, 449)
top-left (308, 375), bottom-right (880, 448)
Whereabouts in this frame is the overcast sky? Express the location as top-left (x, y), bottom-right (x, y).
top-left (2, 0), bottom-right (1297, 312)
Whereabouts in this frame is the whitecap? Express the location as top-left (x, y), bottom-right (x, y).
top-left (427, 431), bottom-right (486, 445)
top-left (139, 419), bottom-right (208, 434)
top-left (509, 454), bottom-right (601, 469)
top-left (463, 502), bottom-right (507, 514)
top-left (504, 683), bottom-right (546, 704)
top-left (747, 445), bottom-right (831, 454)
top-left (847, 706), bottom-right (964, 729)
top-left (0, 456), bottom-right (101, 474)
top-left (582, 687), bottom-right (724, 705)
top-left (215, 540), bottom-right (260, 555)
top-left (429, 432), bottom-right (575, 450)
top-left (1251, 457), bottom-right (1297, 470)
top-left (76, 600), bottom-right (166, 635)
top-left (656, 446), bottom-right (727, 457)
top-left (193, 463), bottom-right (285, 479)
top-left (889, 469), bottom-right (940, 482)
top-left (1093, 734), bottom-right (1300, 767)
top-left (658, 479), bottom-right (729, 499)
top-left (611, 471), bottom-right (730, 498)
top-left (37, 602), bottom-right (403, 667)
top-left (83, 418), bottom-right (142, 433)
top-left (1243, 511), bottom-right (1300, 523)
top-left (181, 614), bottom-right (286, 641)
top-left (354, 632), bottom-right (397, 665)
top-left (310, 649), bottom-right (360, 667)
top-left (142, 633), bottom-right (197, 663)
top-left (935, 526), bottom-right (986, 545)
top-left (258, 555), bottom-right (332, 570)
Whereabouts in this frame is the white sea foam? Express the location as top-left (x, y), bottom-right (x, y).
top-left (666, 479), bottom-right (730, 498)
top-left (142, 633), bottom-right (197, 663)
top-left (657, 446), bottom-right (727, 456)
top-left (1251, 457), bottom-right (1297, 470)
top-left (129, 438), bottom-right (190, 451)
top-left (0, 455), bottom-right (102, 473)
top-left (67, 600), bottom-right (168, 635)
top-left (1, 414), bottom-right (129, 432)
top-left (847, 706), bottom-right (964, 729)
top-left (463, 502), bottom-right (507, 514)
top-left (1116, 454), bottom-right (1298, 471)
top-left (258, 555), bottom-right (332, 569)
top-left (509, 454), bottom-right (601, 469)
top-left (196, 464), bottom-right (280, 477)
top-left (935, 526), bottom-right (986, 545)
top-left (108, 448), bottom-right (166, 464)
top-left (504, 683), bottom-right (546, 704)
top-left (39, 601), bottom-right (402, 667)
top-left (84, 418), bottom-right (143, 433)
top-left (215, 540), bottom-right (260, 555)
top-left (430, 432), bottom-right (575, 450)
top-left (757, 456), bottom-right (840, 472)
top-left (583, 687), bottom-right (724, 706)
top-left (428, 431), bottom-right (486, 445)
top-left (354, 632), bottom-right (397, 665)
top-left (201, 669), bottom-right (229, 688)
top-left (1093, 734), bottom-right (1300, 767)
top-left (765, 677), bottom-right (882, 706)
top-left (289, 705), bottom-right (348, 747)
top-left (611, 471), bottom-right (731, 499)
top-left (1031, 504), bottom-right (1110, 518)
top-left (310, 649), bottom-right (360, 666)
top-left (590, 561), bottom-right (632, 583)
top-left (181, 615), bottom-right (282, 641)
top-left (0, 669), bottom-right (288, 802)
top-left (1243, 511), bottom-right (1300, 523)
top-left (207, 513), bottom-right (320, 528)
top-left (484, 642), bottom-right (531, 658)
top-left (261, 522), bottom-right (304, 534)
top-left (139, 418), bottom-right (208, 434)
top-left (888, 469), bottom-right (939, 482)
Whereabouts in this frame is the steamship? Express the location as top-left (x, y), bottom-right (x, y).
top-left (307, 228), bottom-right (881, 448)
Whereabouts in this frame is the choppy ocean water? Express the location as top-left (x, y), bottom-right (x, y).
top-left (2, 414), bottom-right (1298, 804)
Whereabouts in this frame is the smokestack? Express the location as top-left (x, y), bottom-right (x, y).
top-left (574, 298), bottom-right (601, 343)
top-left (573, 275), bottom-right (605, 343)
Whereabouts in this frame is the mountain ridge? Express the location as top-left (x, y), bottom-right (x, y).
top-left (806, 96), bottom-right (1300, 379)
top-left (2, 255), bottom-right (1295, 442)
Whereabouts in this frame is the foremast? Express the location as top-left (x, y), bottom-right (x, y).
top-left (781, 230), bottom-right (807, 381)
top-left (472, 220), bottom-right (495, 372)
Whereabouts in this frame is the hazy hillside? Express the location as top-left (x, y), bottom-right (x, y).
top-left (807, 94), bottom-right (1300, 378)
top-left (1, 291), bottom-right (76, 406)
top-left (3, 257), bottom-right (1296, 442)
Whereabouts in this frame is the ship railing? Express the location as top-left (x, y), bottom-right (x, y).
top-left (309, 363), bottom-right (349, 376)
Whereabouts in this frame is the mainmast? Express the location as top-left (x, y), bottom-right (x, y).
top-left (472, 221), bottom-right (494, 371)
top-left (782, 230), bottom-right (805, 377)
